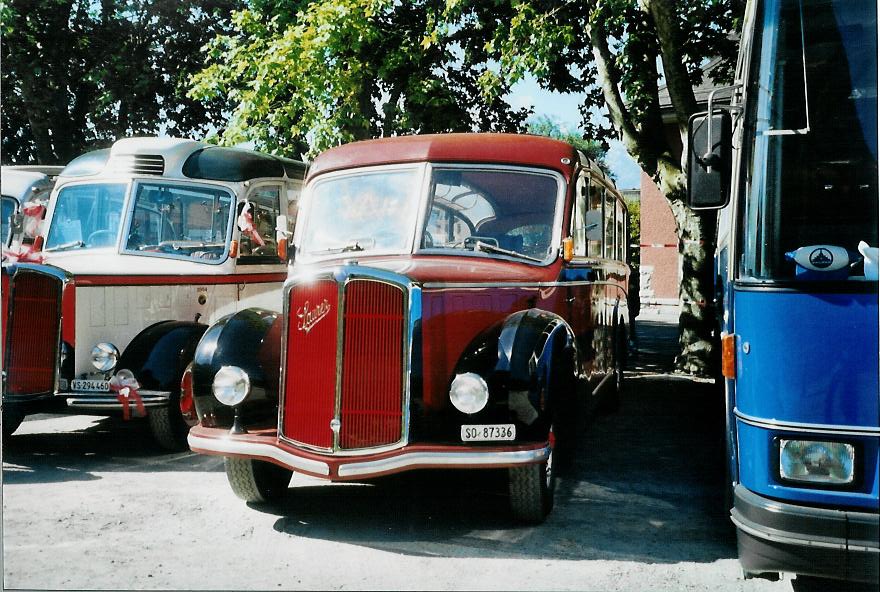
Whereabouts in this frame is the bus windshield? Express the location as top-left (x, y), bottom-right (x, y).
top-left (421, 167), bottom-right (561, 263)
top-left (741, 0), bottom-right (878, 280)
top-left (123, 182), bottom-right (235, 262)
top-left (45, 183), bottom-right (128, 251)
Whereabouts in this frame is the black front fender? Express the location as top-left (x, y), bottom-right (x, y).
top-left (118, 321), bottom-right (208, 393)
top-left (191, 308), bottom-right (281, 428)
top-left (425, 309), bottom-right (577, 444)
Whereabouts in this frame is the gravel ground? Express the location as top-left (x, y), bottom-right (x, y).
top-left (1, 319), bottom-right (797, 591)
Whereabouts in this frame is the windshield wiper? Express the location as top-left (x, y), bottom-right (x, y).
top-left (472, 241), bottom-right (542, 263)
top-left (316, 238), bottom-right (375, 254)
top-left (46, 240), bottom-right (84, 252)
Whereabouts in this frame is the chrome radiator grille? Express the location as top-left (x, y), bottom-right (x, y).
top-left (4, 271), bottom-right (61, 395)
top-left (282, 276), bottom-right (406, 451)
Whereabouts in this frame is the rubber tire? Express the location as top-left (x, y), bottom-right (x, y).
top-left (508, 451), bottom-right (555, 524)
top-left (225, 457), bottom-right (292, 503)
top-left (148, 403), bottom-right (191, 451)
top-left (598, 324), bottom-right (626, 414)
top-left (792, 576), bottom-right (874, 592)
top-left (2, 408), bottom-right (24, 438)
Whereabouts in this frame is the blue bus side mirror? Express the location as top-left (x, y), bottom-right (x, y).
top-left (687, 111), bottom-right (732, 210)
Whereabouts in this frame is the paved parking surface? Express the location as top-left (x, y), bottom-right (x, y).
top-left (1, 318), bottom-right (794, 590)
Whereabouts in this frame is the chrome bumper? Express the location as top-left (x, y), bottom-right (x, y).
top-left (64, 389), bottom-right (171, 411)
top-left (188, 428), bottom-right (551, 480)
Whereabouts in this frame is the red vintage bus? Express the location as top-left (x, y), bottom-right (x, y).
top-left (187, 133), bottom-right (630, 522)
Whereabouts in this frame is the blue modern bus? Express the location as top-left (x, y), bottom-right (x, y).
top-left (687, 0), bottom-right (878, 587)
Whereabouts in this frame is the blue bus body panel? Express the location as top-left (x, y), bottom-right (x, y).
top-left (733, 287), bottom-right (879, 509)
top-left (734, 289), bottom-right (878, 427)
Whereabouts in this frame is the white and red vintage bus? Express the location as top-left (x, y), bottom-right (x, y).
top-left (1, 137), bottom-right (306, 449)
top-left (1, 165), bottom-right (63, 254)
top-left (186, 133), bottom-right (630, 522)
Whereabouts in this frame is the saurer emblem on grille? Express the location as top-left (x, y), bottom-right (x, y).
top-left (297, 299), bottom-right (331, 333)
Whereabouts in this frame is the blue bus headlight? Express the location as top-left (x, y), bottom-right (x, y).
top-left (779, 439), bottom-right (855, 485)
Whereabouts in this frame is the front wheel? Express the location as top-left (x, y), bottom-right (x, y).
top-left (508, 449), bottom-right (555, 524)
top-left (792, 576), bottom-right (875, 592)
top-left (148, 403), bottom-right (192, 451)
top-left (225, 457), bottom-right (292, 503)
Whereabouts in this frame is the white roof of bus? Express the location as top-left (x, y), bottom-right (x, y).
top-left (0, 168), bottom-right (55, 201)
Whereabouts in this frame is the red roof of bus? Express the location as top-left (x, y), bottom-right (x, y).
top-left (307, 133), bottom-right (578, 180)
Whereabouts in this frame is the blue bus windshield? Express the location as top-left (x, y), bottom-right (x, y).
top-left (741, 0), bottom-right (878, 280)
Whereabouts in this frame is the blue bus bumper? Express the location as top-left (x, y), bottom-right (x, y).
top-left (731, 485), bottom-right (879, 583)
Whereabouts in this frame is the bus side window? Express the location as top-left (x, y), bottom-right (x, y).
top-left (588, 182), bottom-right (603, 257)
top-left (571, 174), bottom-right (588, 257)
top-left (239, 185), bottom-right (282, 262)
top-left (604, 188), bottom-right (615, 258)
top-left (616, 201), bottom-right (626, 261)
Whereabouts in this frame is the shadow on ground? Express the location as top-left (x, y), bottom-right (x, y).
top-left (1, 415), bottom-right (223, 484)
top-left (250, 318), bottom-right (735, 564)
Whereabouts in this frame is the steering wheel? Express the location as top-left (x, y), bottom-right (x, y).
top-left (87, 230), bottom-right (116, 247)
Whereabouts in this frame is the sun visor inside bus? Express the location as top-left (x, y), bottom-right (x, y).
top-left (60, 149), bottom-right (111, 177)
top-left (182, 147), bottom-right (287, 182)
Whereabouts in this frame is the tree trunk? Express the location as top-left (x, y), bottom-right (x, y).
top-left (669, 198), bottom-right (718, 376)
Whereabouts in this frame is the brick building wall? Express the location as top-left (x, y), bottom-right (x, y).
top-left (639, 171), bottom-right (680, 313)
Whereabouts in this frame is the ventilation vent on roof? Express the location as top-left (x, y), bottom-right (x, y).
top-left (107, 154), bottom-right (165, 176)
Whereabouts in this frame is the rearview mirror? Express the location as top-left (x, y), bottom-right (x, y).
top-left (687, 111), bottom-right (732, 209)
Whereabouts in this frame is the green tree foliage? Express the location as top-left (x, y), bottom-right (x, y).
top-left (0, 0), bottom-right (242, 165)
top-left (189, 0), bottom-right (737, 374)
top-left (435, 0), bottom-right (744, 375)
top-left (189, 0), bottom-right (532, 158)
top-left (527, 114), bottom-right (609, 175)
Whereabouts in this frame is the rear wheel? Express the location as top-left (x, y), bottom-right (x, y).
top-left (225, 457), bottom-right (292, 503)
top-left (2, 407), bottom-right (24, 438)
top-left (599, 323), bottom-right (626, 414)
top-left (509, 446), bottom-right (555, 523)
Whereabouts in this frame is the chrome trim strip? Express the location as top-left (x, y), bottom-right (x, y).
top-left (65, 389), bottom-right (171, 408)
top-left (422, 280), bottom-right (622, 290)
top-left (187, 432), bottom-right (331, 476)
top-left (66, 401), bottom-right (168, 409)
top-left (734, 409), bottom-right (880, 437)
top-left (336, 445), bottom-right (551, 478)
top-left (591, 372), bottom-right (613, 397)
top-left (730, 513), bottom-right (849, 552)
top-left (332, 274), bottom-right (345, 451)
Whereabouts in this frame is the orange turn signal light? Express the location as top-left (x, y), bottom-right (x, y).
top-left (721, 333), bottom-right (737, 379)
top-left (229, 239), bottom-right (239, 259)
top-left (277, 238), bottom-right (288, 262)
top-left (562, 237), bottom-right (574, 262)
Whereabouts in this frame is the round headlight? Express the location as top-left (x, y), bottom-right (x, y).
top-left (449, 372), bottom-right (489, 414)
top-left (212, 366), bottom-right (251, 407)
top-left (90, 343), bottom-right (120, 372)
